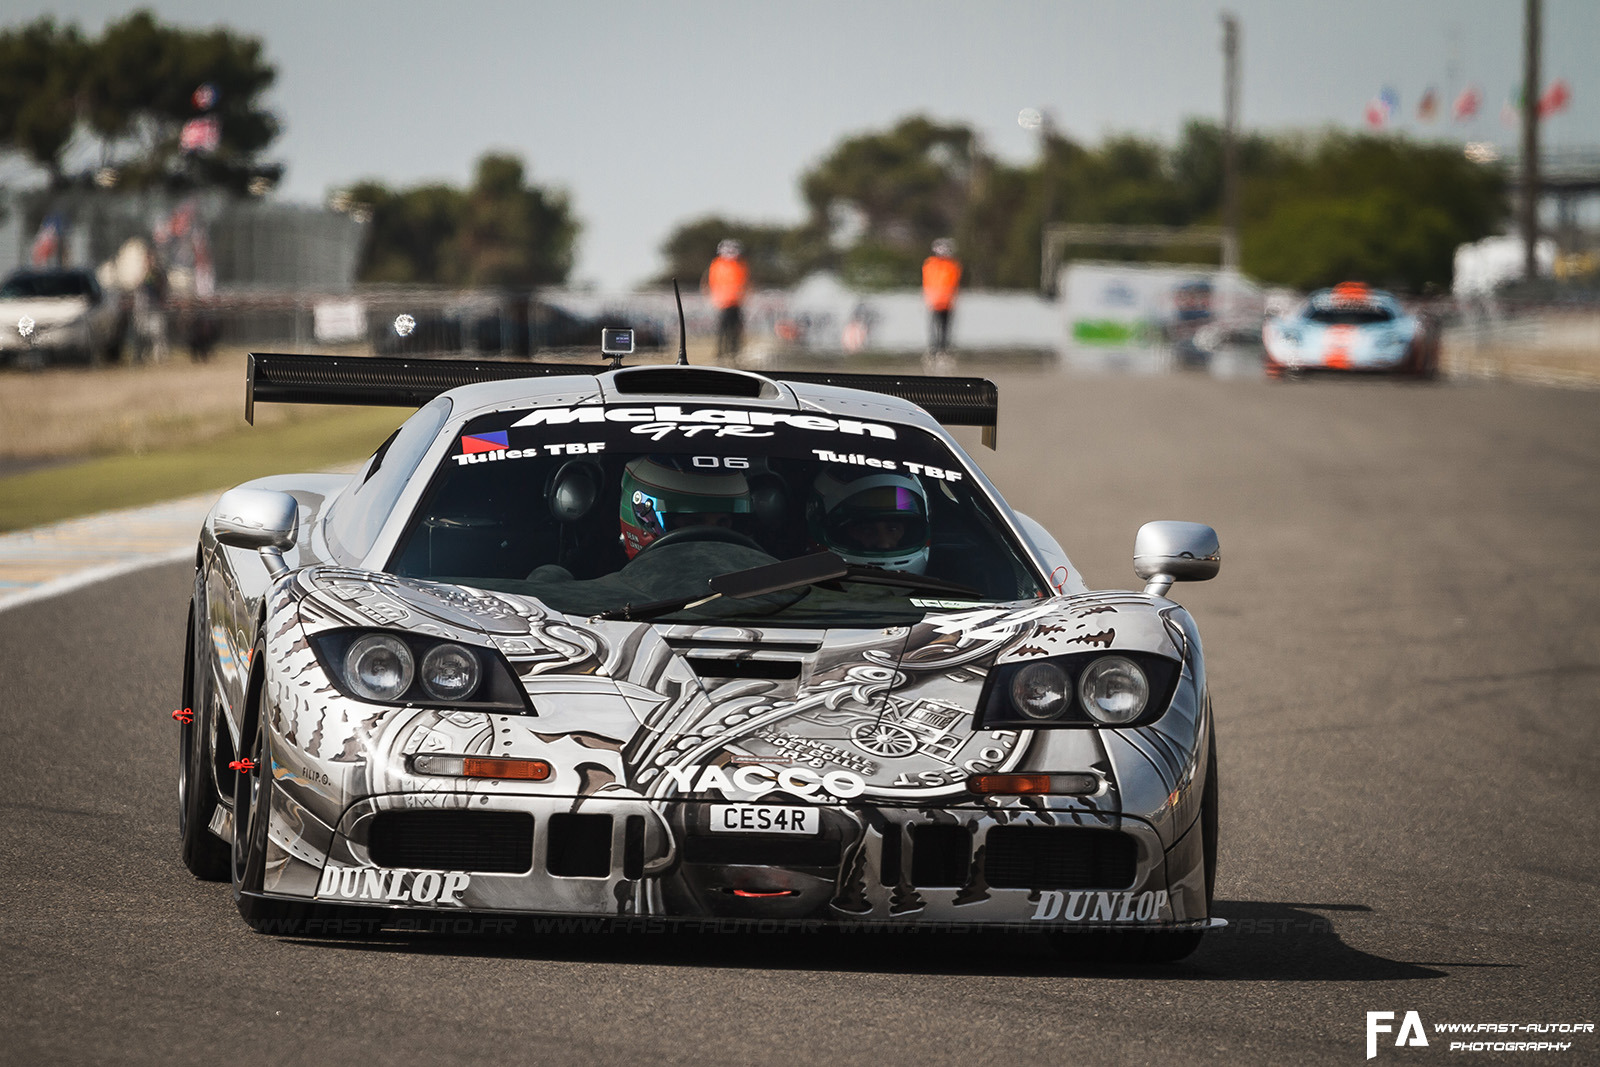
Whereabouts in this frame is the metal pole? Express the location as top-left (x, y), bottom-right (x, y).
top-left (1039, 112), bottom-right (1056, 296)
top-left (1221, 12), bottom-right (1240, 274)
top-left (1521, 0), bottom-right (1541, 280)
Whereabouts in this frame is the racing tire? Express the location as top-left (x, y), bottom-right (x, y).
top-left (230, 648), bottom-right (387, 937)
top-left (1055, 732), bottom-right (1218, 966)
top-left (179, 605), bottom-right (230, 881)
top-left (231, 655), bottom-right (320, 935)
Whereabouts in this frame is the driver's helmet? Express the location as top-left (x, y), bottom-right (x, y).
top-left (931, 238), bottom-right (955, 258)
top-left (619, 455), bottom-right (752, 559)
top-left (807, 468), bottom-right (931, 573)
top-left (717, 239), bottom-right (743, 258)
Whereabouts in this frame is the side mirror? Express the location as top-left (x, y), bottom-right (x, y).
top-left (1134, 521), bottom-right (1220, 598)
top-left (213, 488), bottom-right (299, 579)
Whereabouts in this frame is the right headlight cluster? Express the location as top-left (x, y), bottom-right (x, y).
top-left (979, 651), bottom-right (1180, 728)
top-left (309, 629), bottom-right (532, 712)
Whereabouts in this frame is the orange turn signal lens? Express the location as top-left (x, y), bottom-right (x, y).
top-left (462, 757), bottom-right (550, 780)
top-left (967, 772), bottom-right (1100, 796)
top-left (411, 753), bottom-right (552, 781)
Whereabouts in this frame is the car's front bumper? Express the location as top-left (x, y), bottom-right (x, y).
top-left (253, 781), bottom-right (1214, 931)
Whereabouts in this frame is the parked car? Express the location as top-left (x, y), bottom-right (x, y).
top-left (0, 268), bottom-right (126, 367)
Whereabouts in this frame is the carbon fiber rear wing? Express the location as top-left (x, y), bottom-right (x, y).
top-left (246, 352), bottom-right (999, 446)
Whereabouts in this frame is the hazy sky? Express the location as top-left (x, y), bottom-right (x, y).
top-left (10, 0), bottom-right (1599, 289)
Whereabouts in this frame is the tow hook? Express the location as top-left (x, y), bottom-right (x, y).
top-left (171, 707), bottom-right (193, 724)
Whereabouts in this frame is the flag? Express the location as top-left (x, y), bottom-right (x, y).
top-left (1379, 86), bottom-right (1400, 117)
top-left (1365, 99), bottom-right (1387, 128)
top-left (1418, 88), bottom-right (1438, 122)
top-left (461, 431), bottom-right (509, 455)
top-left (180, 116), bottom-right (220, 153)
top-left (1538, 78), bottom-right (1571, 117)
top-left (29, 216), bottom-right (62, 267)
top-left (1452, 85), bottom-right (1481, 121)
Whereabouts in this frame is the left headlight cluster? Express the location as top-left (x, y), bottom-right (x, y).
top-left (979, 650), bottom-right (1180, 728)
top-left (309, 629), bottom-right (532, 712)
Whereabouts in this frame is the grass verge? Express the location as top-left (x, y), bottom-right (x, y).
top-left (0, 406), bottom-right (406, 531)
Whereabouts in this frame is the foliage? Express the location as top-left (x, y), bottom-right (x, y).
top-left (0, 19), bottom-right (88, 188)
top-left (348, 154), bottom-right (578, 288)
top-left (0, 10), bottom-right (282, 193)
top-left (658, 115), bottom-right (1506, 294)
top-left (800, 116), bottom-right (979, 289)
top-left (655, 215), bottom-right (824, 289)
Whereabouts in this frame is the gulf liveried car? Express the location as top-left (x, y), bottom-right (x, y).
top-left (1262, 282), bottom-right (1438, 379)
top-left (178, 350), bottom-right (1223, 960)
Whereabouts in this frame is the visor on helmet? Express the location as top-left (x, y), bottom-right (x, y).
top-left (619, 456), bottom-right (751, 559)
top-left (809, 470), bottom-right (931, 572)
top-left (819, 486), bottom-right (928, 555)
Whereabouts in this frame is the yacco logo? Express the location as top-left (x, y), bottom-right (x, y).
top-left (1031, 889), bottom-right (1169, 923)
top-left (317, 864), bottom-right (471, 907)
top-left (1366, 1011), bottom-right (1429, 1059)
top-left (510, 405), bottom-right (897, 441)
top-left (461, 431), bottom-right (509, 454)
top-left (662, 764), bottom-right (867, 800)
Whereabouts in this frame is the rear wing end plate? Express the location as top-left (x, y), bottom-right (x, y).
top-left (246, 352), bottom-right (999, 447)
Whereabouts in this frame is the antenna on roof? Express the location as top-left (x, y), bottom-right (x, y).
top-left (673, 279), bottom-right (689, 366)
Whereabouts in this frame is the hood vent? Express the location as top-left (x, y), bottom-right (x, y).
top-left (610, 367), bottom-right (779, 399)
top-left (664, 636), bottom-right (821, 654)
top-left (685, 657), bottom-right (801, 680)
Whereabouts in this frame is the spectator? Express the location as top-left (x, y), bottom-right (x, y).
top-left (922, 238), bottom-right (961, 356)
top-left (706, 239), bottom-right (749, 362)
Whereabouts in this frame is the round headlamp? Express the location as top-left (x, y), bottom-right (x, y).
top-left (1010, 661), bottom-right (1071, 720)
top-left (1078, 655), bottom-right (1149, 725)
top-left (419, 642), bottom-right (481, 701)
top-left (344, 634), bottom-right (414, 701)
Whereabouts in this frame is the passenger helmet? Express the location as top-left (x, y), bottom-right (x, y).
top-left (619, 456), bottom-right (752, 559)
top-left (808, 469), bottom-right (931, 573)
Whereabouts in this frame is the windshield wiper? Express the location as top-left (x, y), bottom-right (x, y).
top-left (591, 551), bottom-right (981, 622)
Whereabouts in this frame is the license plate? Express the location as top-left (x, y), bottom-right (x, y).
top-left (710, 805), bottom-right (819, 835)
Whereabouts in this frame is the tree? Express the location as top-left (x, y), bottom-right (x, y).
top-left (0, 19), bottom-right (88, 188)
top-left (800, 115), bottom-right (980, 289)
top-left (348, 153), bottom-right (579, 287)
top-left (655, 114), bottom-right (1508, 295)
top-left (1241, 133), bottom-right (1505, 290)
top-left (450, 154), bottom-right (577, 287)
top-left (345, 180), bottom-right (464, 285)
top-left (0, 10), bottom-right (282, 192)
top-left (656, 215), bottom-right (824, 288)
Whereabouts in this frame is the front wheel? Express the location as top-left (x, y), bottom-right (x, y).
top-left (231, 658), bottom-right (313, 934)
top-left (178, 606), bottom-right (229, 881)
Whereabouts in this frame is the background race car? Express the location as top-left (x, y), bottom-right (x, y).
top-left (1262, 282), bottom-right (1438, 379)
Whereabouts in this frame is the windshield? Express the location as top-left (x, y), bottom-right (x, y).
top-left (1303, 293), bottom-right (1396, 325)
top-left (389, 403), bottom-right (1047, 626)
top-left (0, 272), bottom-right (93, 299)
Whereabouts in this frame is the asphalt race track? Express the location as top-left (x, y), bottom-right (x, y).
top-left (3, 368), bottom-right (1597, 1065)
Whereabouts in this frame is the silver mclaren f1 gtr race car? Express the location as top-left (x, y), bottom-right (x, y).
top-left (177, 345), bottom-right (1223, 960)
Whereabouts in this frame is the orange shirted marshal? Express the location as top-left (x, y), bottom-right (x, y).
top-left (922, 255), bottom-right (961, 311)
top-left (707, 257), bottom-right (749, 309)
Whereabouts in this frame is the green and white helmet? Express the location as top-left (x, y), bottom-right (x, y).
top-left (619, 455), bottom-right (751, 559)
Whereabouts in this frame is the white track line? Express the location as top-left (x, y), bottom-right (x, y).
top-left (0, 493), bottom-right (218, 614)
